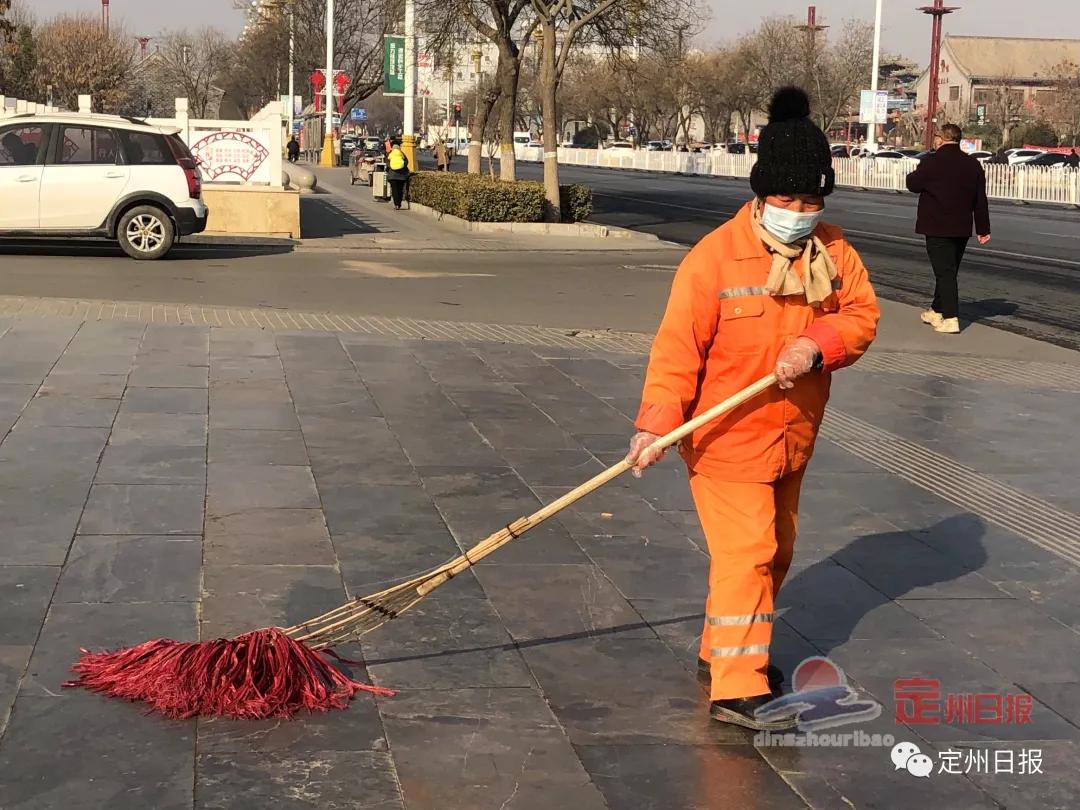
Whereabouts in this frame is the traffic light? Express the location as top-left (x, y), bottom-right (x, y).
top-left (453, 103), bottom-right (462, 125)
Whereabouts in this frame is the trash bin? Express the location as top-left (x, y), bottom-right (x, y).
top-left (371, 169), bottom-right (389, 201)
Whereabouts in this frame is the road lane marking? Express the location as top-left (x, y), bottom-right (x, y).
top-left (1035, 231), bottom-right (1080, 240)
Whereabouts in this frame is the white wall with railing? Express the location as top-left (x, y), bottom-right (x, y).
top-left (516, 146), bottom-right (1080, 208)
top-left (0, 96), bottom-right (63, 117)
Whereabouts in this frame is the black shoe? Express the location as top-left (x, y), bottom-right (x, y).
top-left (710, 695), bottom-right (797, 731)
top-left (697, 658), bottom-right (784, 695)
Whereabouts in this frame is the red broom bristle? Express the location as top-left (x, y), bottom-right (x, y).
top-left (65, 627), bottom-right (394, 719)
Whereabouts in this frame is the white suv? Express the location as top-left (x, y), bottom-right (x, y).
top-left (0, 113), bottom-right (207, 259)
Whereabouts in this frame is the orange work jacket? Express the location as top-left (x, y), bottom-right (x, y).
top-left (635, 201), bottom-right (880, 482)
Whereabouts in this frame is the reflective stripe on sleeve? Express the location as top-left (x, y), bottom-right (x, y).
top-left (709, 644), bottom-right (770, 658)
top-left (706, 612), bottom-right (774, 626)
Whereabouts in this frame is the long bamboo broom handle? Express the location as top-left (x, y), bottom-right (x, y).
top-left (415, 373), bottom-right (778, 596)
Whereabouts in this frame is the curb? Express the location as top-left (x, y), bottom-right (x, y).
top-left (407, 201), bottom-right (661, 241)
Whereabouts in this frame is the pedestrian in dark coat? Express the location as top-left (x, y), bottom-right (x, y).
top-left (905, 123), bottom-right (991, 334)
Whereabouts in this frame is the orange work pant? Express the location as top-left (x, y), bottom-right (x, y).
top-left (690, 467), bottom-right (805, 701)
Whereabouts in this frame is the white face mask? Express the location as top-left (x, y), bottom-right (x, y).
top-left (761, 203), bottom-right (824, 244)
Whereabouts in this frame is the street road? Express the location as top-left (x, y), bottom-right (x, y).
top-left (509, 160), bottom-right (1080, 350)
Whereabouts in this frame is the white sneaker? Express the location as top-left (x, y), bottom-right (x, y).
top-left (934, 317), bottom-right (960, 334)
top-left (920, 309), bottom-right (943, 327)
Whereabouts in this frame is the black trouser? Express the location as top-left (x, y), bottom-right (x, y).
top-left (925, 236), bottom-right (968, 319)
top-left (388, 178), bottom-right (406, 208)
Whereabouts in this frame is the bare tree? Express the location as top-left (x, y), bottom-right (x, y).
top-left (157, 29), bottom-right (234, 117)
top-left (1048, 60), bottom-right (1080, 147)
top-left (809, 19), bottom-right (873, 133)
top-left (32, 14), bottom-right (135, 112)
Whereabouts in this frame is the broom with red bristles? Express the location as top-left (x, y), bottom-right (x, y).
top-left (68, 375), bottom-right (778, 719)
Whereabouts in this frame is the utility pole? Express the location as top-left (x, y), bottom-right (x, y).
top-left (402, 0), bottom-right (417, 169)
top-left (320, 0), bottom-right (336, 167)
top-left (288, 3), bottom-right (295, 140)
top-left (796, 6), bottom-right (828, 116)
top-left (101, 0), bottom-right (109, 30)
top-left (919, 0), bottom-right (959, 148)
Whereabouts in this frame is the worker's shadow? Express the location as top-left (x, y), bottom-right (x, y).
top-left (775, 513), bottom-right (989, 666)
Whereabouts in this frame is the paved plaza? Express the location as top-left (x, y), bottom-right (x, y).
top-left (0, 293), bottom-right (1078, 809)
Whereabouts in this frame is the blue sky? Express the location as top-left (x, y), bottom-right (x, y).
top-left (21, 0), bottom-right (1073, 64)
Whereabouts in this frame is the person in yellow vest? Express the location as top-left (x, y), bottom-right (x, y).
top-left (386, 139), bottom-right (411, 211)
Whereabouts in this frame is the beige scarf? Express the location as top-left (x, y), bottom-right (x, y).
top-left (750, 199), bottom-right (838, 308)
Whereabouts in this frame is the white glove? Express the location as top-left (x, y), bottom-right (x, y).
top-left (627, 431), bottom-right (665, 478)
top-left (775, 337), bottom-right (821, 390)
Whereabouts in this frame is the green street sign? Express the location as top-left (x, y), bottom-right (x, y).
top-left (384, 36), bottom-right (405, 96)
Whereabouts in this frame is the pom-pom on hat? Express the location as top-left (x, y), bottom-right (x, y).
top-left (750, 86), bottom-right (835, 198)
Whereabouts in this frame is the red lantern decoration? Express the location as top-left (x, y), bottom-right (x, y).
top-left (310, 70), bottom-right (326, 113)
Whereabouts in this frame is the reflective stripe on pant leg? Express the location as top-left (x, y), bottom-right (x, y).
top-left (690, 472), bottom-right (778, 701)
top-left (771, 467), bottom-right (806, 594)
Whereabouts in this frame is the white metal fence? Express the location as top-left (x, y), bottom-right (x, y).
top-left (516, 146), bottom-right (1080, 208)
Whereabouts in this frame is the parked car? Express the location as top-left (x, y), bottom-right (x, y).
top-left (0, 112), bottom-right (206, 260)
top-left (646, 140), bottom-right (669, 151)
top-left (969, 150), bottom-right (993, 162)
top-left (870, 150), bottom-right (907, 159)
top-left (896, 148), bottom-right (922, 158)
top-left (339, 136), bottom-right (358, 166)
top-left (1007, 148), bottom-right (1046, 165)
top-left (830, 144), bottom-right (850, 158)
top-left (362, 136), bottom-right (382, 153)
top-left (607, 140), bottom-right (635, 150)
top-left (1022, 152), bottom-right (1071, 169)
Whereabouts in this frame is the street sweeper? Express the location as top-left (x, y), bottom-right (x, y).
top-left (627, 86), bottom-right (880, 731)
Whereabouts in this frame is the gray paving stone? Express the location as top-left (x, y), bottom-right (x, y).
top-left (37, 372), bottom-right (126, 399)
top-left (55, 535), bottom-right (201, 603)
top-left (196, 750), bottom-right (402, 810)
top-left (0, 383), bottom-right (36, 433)
top-left (204, 507), bottom-right (337, 566)
top-left (446, 388), bottom-right (578, 450)
top-left (0, 693), bottom-right (194, 810)
top-left (901, 599), bottom-right (1080, 685)
top-left (0, 566), bottom-right (59, 646)
top-left (209, 357), bottom-right (286, 384)
top-left (337, 530), bottom-right (471, 596)
top-left (532, 483), bottom-right (692, 542)
top-left (22, 601), bottom-right (197, 693)
top-left (0, 360), bottom-right (56, 384)
top-left (496, 446), bottom-right (606, 488)
top-left (379, 688), bottom-right (607, 810)
top-left (520, 635), bottom-right (727, 745)
top-left (575, 742), bottom-right (806, 810)
top-left (79, 484), bottom-right (205, 535)
top-left (0, 645), bottom-right (32, 734)
top-left (96, 443), bottom-right (207, 485)
top-left (0, 424), bottom-right (109, 466)
top-left (200, 564), bottom-right (343, 639)
top-left (361, 594), bottom-right (533, 690)
top-left (276, 334), bottom-right (357, 370)
top-left (947, 741), bottom-right (1080, 810)
top-left (577, 535), bottom-right (708, 600)
top-left (206, 463), bottom-right (319, 514)
top-left (120, 386), bottom-right (208, 414)
top-left (109, 412), bottom-right (207, 446)
top-left (0, 476), bottom-right (95, 565)
top-left (197, 688), bottom-right (386, 755)
top-left (318, 482), bottom-right (447, 538)
top-left (308, 442), bottom-right (418, 486)
top-left (128, 363), bottom-right (208, 388)
top-left (208, 428), bottom-right (309, 465)
top-left (473, 563), bottom-right (655, 641)
top-left (1019, 682), bottom-right (1080, 727)
top-left (757, 741), bottom-right (999, 809)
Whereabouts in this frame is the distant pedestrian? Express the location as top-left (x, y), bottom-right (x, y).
top-left (384, 136), bottom-right (392, 156)
top-left (386, 139), bottom-right (410, 210)
top-left (1068, 149), bottom-right (1080, 169)
top-left (905, 123), bottom-right (991, 335)
top-left (287, 135), bottom-right (300, 163)
top-left (435, 139), bottom-right (449, 171)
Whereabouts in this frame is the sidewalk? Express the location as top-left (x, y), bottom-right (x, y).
top-left (0, 295), bottom-right (1078, 809)
top-left (295, 166), bottom-right (680, 253)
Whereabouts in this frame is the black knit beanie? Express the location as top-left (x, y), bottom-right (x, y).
top-left (750, 87), bottom-right (835, 198)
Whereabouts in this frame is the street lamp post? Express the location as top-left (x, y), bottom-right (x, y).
top-left (868, 0), bottom-right (883, 150)
top-left (402, 0), bottom-right (417, 169)
top-left (320, 0), bottom-right (335, 167)
top-left (919, 0), bottom-right (960, 148)
top-left (288, 6), bottom-right (295, 138)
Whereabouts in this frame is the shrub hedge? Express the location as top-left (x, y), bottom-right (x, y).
top-left (408, 172), bottom-right (594, 223)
